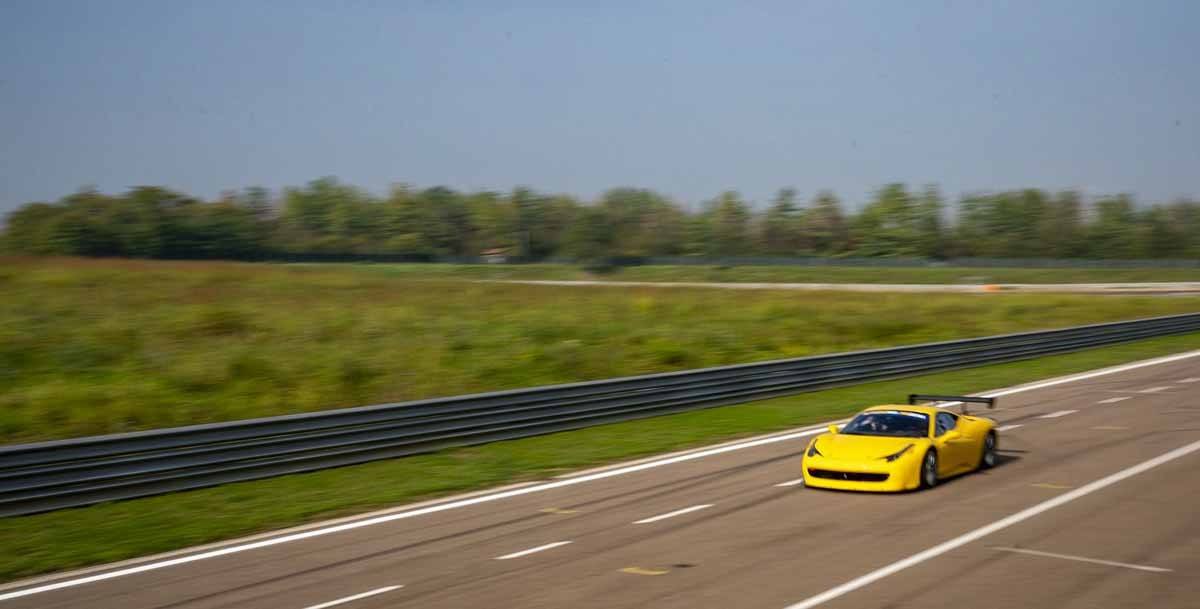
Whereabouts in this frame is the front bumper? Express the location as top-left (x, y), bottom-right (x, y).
top-left (801, 455), bottom-right (920, 492)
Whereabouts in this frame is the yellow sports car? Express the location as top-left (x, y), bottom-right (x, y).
top-left (802, 394), bottom-right (998, 492)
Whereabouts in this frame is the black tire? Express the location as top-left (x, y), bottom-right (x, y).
top-left (980, 432), bottom-right (997, 470)
top-left (920, 450), bottom-right (939, 489)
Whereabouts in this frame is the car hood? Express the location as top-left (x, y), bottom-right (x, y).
top-left (812, 434), bottom-right (924, 461)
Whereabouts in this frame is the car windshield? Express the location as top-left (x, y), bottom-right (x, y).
top-left (840, 411), bottom-right (929, 438)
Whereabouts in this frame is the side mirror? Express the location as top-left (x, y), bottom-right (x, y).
top-left (942, 430), bottom-right (961, 441)
top-left (827, 424), bottom-right (840, 434)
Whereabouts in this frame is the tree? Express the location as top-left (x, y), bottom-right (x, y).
top-left (4, 178), bottom-right (1195, 263)
top-left (2, 202), bottom-right (63, 254)
top-left (803, 190), bottom-right (849, 254)
top-left (762, 188), bottom-right (805, 256)
top-left (464, 190), bottom-right (513, 254)
top-left (1034, 191), bottom-right (1085, 258)
top-left (563, 206), bottom-right (614, 261)
top-left (707, 191), bottom-right (751, 257)
top-left (913, 185), bottom-right (946, 258)
top-left (854, 183), bottom-right (920, 256)
top-left (597, 188), bottom-right (683, 258)
top-left (1087, 195), bottom-right (1139, 258)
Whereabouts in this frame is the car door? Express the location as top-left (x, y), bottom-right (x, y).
top-left (933, 412), bottom-right (973, 475)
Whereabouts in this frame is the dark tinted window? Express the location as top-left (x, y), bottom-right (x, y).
top-left (841, 411), bottom-right (930, 438)
top-left (935, 412), bottom-right (958, 436)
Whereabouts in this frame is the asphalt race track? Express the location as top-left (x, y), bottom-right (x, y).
top-left (4, 352), bottom-right (1200, 609)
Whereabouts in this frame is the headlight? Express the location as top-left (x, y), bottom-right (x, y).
top-left (881, 444), bottom-right (914, 462)
top-left (806, 441), bottom-right (822, 458)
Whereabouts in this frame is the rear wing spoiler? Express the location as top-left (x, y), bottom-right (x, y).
top-left (908, 394), bottom-right (995, 415)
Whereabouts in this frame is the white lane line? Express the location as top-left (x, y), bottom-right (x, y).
top-left (5, 348), bottom-right (1200, 602)
top-left (781, 438), bottom-right (1200, 609)
top-left (1038, 410), bottom-right (1078, 419)
top-left (303, 586), bottom-right (402, 609)
top-left (494, 541), bottom-right (572, 560)
top-left (995, 424), bottom-right (1023, 432)
top-left (634, 504), bottom-right (713, 524)
top-left (980, 349), bottom-right (1198, 398)
top-left (775, 478), bottom-right (806, 487)
top-left (1179, 377), bottom-right (1200, 383)
top-left (990, 547), bottom-right (1171, 573)
top-left (1138, 386), bottom-right (1173, 394)
top-left (1097, 396), bottom-right (1131, 404)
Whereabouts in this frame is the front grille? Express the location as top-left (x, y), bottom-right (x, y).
top-left (807, 469), bottom-right (889, 482)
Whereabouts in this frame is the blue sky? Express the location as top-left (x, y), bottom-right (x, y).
top-left (2, 0), bottom-right (1198, 214)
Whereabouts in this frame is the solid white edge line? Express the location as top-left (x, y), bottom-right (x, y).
top-left (1037, 410), bottom-right (1079, 419)
top-left (633, 504), bottom-right (713, 524)
top-left (989, 547), bottom-right (1171, 573)
top-left (494, 541), bottom-right (571, 560)
top-left (1097, 396), bottom-right (1131, 404)
top-left (4, 348), bottom-right (1200, 602)
top-left (995, 424), bottom-right (1023, 432)
top-left (977, 348), bottom-right (1200, 398)
top-left (302, 585), bottom-right (402, 609)
top-left (782, 438), bottom-right (1200, 609)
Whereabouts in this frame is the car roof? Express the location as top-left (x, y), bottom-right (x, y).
top-left (862, 405), bottom-right (941, 416)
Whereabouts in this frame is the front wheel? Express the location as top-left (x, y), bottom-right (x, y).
top-left (980, 432), bottom-right (997, 469)
top-left (920, 450), bottom-right (938, 489)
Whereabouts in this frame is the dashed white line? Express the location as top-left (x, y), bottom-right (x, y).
top-left (775, 478), bottom-right (806, 487)
top-left (302, 586), bottom-right (402, 609)
top-left (5, 348), bottom-right (1200, 602)
top-left (494, 541), bottom-right (572, 560)
top-left (781, 438), bottom-right (1200, 609)
top-left (634, 504), bottom-right (713, 524)
top-left (996, 424), bottom-right (1023, 432)
top-left (1097, 396), bottom-right (1131, 404)
top-left (1038, 410), bottom-right (1079, 419)
top-left (990, 547), bottom-right (1171, 573)
top-left (1179, 377), bottom-right (1200, 383)
top-left (1138, 386), bottom-right (1172, 394)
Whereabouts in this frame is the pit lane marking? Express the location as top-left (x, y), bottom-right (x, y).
top-left (1137, 386), bottom-right (1173, 393)
top-left (620, 567), bottom-right (670, 576)
top-left (494, 541), bottom-right (572, 560)
top-left (302, 586), bottom-right (402, 609)
top-left (990, 547), bottom-right (1171, 573)
top-left (634, 504), bottom-right (713, 524)
top-left (1038, 410), bottom-right (1078, 419)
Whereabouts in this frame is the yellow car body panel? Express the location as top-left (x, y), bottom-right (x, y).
top-left (802, 404), bottom-right (997, 492)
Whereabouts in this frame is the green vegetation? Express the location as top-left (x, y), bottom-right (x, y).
top-left (360, 262), bottom-right (1200, 284)
top-left (2, 331), bottom-right (1199, 582)
top-left (4, 258), bottom-right (1200, 443)
top-left (4, 179), bottom-right (1200, 262)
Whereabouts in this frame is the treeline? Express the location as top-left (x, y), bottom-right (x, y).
top-left (4, 178), bottom-right (1200, 261)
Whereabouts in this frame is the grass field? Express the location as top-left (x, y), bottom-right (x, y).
top-left (2, 331), bottom-right (1199, 582)
top-left (359, 262), bottom-right (1200, 284)
top-left (3, 257), bottom-right (1200, 443)
top-left (2, 257), bottom-right (1199, 443)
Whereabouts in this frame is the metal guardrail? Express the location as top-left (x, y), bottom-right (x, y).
top-left (2, 313), bottom-right (1199, 517)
